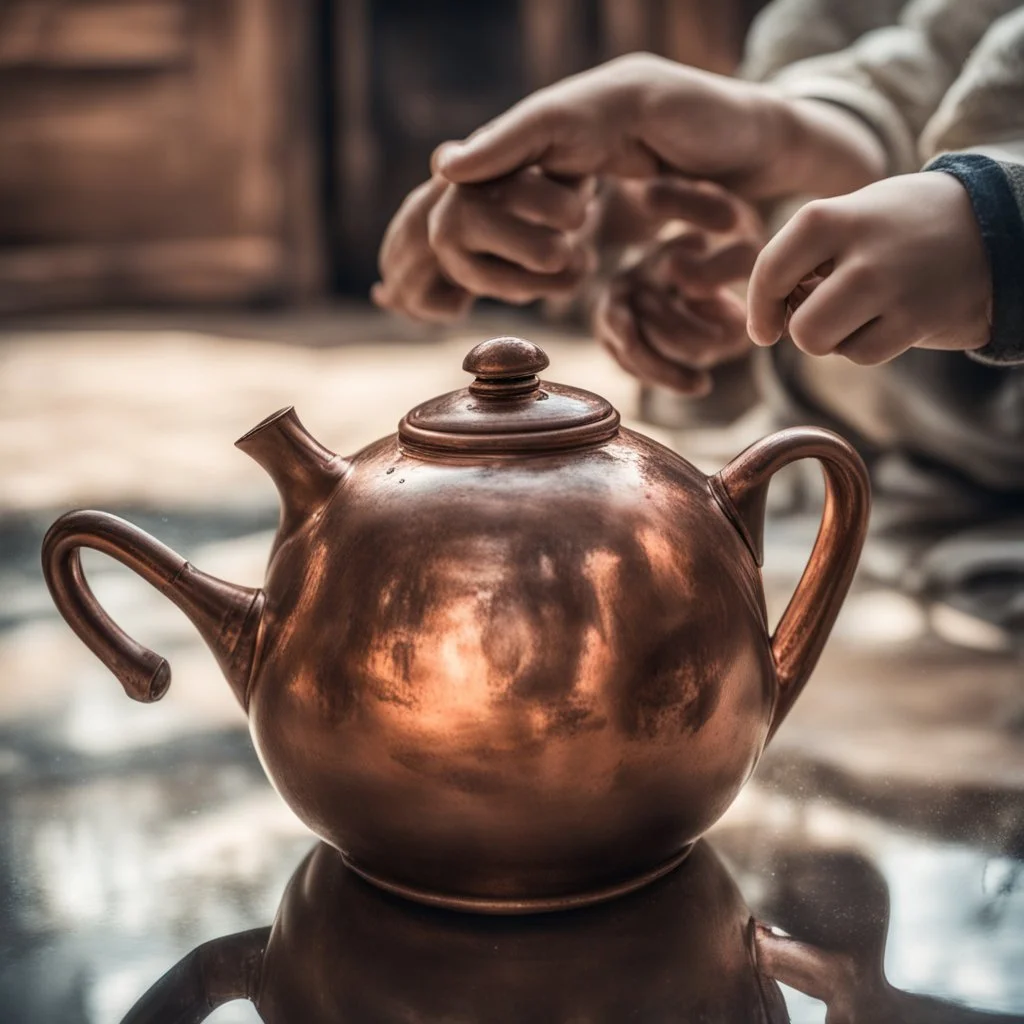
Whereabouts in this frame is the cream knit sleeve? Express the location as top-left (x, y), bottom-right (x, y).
top-left (746, 0), bottom-right (1023, 175)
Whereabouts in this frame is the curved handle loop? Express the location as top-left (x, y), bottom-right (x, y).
top-left (42, 510), bottom-right (263, 705)
top-left (119, 927), bottom-right (270, 1024)
top-left (713, 427), bottom-right (870, 739)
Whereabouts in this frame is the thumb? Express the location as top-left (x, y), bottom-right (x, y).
top-left (432, 96), bottom-right (567, 183)
top-left (433, 131), bottom-right (544, 185)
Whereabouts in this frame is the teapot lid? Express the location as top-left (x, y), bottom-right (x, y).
top-left (399, 337), bottom-right (620, 456)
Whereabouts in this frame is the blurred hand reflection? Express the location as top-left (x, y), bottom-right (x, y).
top-left (753, 848), bottom-right (1024, 1024)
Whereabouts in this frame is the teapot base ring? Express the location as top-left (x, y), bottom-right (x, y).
top-left (340, 844), bottom-right (695, 915)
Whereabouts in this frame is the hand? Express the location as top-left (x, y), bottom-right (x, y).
top-left (372, 177), bottom-right (473, 324)
top-left (747, 172), bottom-right (992, 365)
top-left (594, 182), bottom-right (763, 395)
top-left (426, 166), bottom-right (594, 304)
top-left (592, 175), bottom-right (745, 251)
top-left (432, 54), bottom-right (885, 201)
top-left (755, 924), bottom-right (1017, 1023)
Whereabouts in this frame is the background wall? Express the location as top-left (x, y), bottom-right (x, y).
top-left (0, 0), bottom-right (766, 313)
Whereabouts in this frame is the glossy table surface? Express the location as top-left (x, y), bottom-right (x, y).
top-left (1, 308), bottom-right (1022, 1023)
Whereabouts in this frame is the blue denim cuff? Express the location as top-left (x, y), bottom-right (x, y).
top-left (926, 154), bottom-right (1024, 367)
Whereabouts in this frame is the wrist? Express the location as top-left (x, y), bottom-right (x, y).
top-left (756, 96), bottom-right (888, 200)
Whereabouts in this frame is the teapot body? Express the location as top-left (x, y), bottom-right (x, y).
top-left (248, 428), bottom-right (775, 908)
top-left (43, 338), bottom-right (869, 914)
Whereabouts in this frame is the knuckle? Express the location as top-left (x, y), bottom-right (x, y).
top-left (794, 200), bottom-right (834, 235)
top-left (844, 260), bottom-right (878, 295)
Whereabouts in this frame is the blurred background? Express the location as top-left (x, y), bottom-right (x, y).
top-left (1, 3), bottom-right (1023, 1023)
top-left (0, 0), bottom-right (763, 311)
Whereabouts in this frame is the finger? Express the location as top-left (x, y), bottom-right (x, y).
top-left (377, 177), bottom-right (446, 271)
top-left (601, 308), bottom-right (713, 397)
top-left (434, 245), bottom-right (585, 305)
top-left (595, 283), bottom-right (712, 395)
top-left (753, 926), bottom-right (848, 1003)
top-left (786, 263), bottom-right (879, 356)
top-left (785, 274), bottom-right (822, 315)
top-left (641, 178), bottom-right (740, 233)
top-left (687, 291), bottom-right (752, 354)
top-left (747, 203), bottom-right (843, 346)
top-left (432, 96), bottom-right (564, 183)
top-left (371, 276), bottom-right (420, 321)
top-left (432, 197), bottom-right (574, 275)
top-left (477, 168), bottom-right (589, 231)
top-left (834, 316), bottom-right (906, 365)
top-left (661, 238), bottom-right (760, 296)
top-left (384, 265), bottom-right (474, 325)
top-left (640, 286), bottom-right (751, 369)
top-left (370, 282), bottom-right (393, 310)
top-left (373, 243), bottom-right (473, 323)
top-left (410, 276), bottom-right (474, 324)
top-left (633, 283), bottom-right (722, 362)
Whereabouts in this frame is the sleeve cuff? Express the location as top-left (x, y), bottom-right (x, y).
top-left (926, 154), bottom-right (1024, 367)
top-left (770, 75), bottom-right (920, 176)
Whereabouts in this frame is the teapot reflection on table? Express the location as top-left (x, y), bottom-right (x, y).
top-left (121, 839), bottom-right (789, 1023)
top-left (43, 337), bottom-right (869, 911)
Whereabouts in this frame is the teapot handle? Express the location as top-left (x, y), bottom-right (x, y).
top-left (712, 427), bottom-right (870, 739)
top-left (41, 510), bottom-right (263, 706)
top-left (119, 927), bottom-right (270, 1024)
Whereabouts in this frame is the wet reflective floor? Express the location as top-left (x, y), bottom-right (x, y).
top-left (1, 309), bottom-right (1022, 1023)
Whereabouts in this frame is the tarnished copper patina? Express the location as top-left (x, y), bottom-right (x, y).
top-left (42, 337), bottom-right (870, 912)
top-left (121, 840), bottom-right (789, 1023)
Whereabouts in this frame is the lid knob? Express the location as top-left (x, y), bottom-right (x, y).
top-left (463, 338), bottom-right (550, 397)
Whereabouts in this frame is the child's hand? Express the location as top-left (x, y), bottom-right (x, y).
top-left (372, 177), bottom-right (473, 324)
top-left (594, 189), bottom-right (763, 395)
top-left (426, 167), bottom-right (593, 305)
top-left (747, 173), bottom-right (992, 364)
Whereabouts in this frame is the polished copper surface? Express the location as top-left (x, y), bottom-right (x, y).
top-left (40, 337), bottom-right (870, 911)
top-left (400, 336), bottom-right (620, 454)
top-left (121, 839), bottom-right (788, 1023)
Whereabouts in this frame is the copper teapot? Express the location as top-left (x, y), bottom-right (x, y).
top-left (122, 839), bottom-right (788, 1023)
top-left (43, 337), bottom-right (869, 912)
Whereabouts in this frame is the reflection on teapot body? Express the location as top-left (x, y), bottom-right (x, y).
top-left (43, 337), bottom-right (869, 911)
top-left (122, 840), bottom-right (789, 1024)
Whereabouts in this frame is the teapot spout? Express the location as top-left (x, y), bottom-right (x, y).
top-left (236, 408), bottom-right (349, 538)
